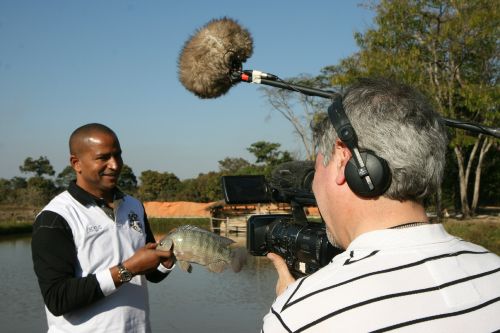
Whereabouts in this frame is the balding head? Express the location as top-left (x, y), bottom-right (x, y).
top-left (69, 123), bottom-right (118, 156)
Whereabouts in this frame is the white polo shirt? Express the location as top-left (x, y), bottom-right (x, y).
top-left (42, 190), bottom-right (151, 333)
top-left (262, 224), bottom-right (500, 332)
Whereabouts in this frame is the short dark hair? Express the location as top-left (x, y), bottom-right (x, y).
top-left (69, 123), bottom-right (117, 155)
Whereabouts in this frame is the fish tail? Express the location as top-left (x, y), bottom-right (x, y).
top-left (230, 247), bottom-right (248, 273)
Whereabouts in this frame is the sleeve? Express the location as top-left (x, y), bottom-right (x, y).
top-left (31, 211), bottom-right (105, 316)
top-left (143, 210), bottom-right (172, 283)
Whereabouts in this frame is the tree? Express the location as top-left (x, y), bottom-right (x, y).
top-left (0, 179), bottom-right (14, 203)
top-left (218, 157), bottom-right (252, 174)
top-left (19, 156), bottom-right (55, 177)
top-left (55, 166), bottom-right (75, 189)
top-left (176, 178), bottom-right (202, 202)
top-left (258, 75), bottom-right (331, 160)
top-left (10, 176), bottom-right (28, 190)
top-left (247, 141), bottom-right (293, 165)
top-left (191, 172), bottom-right (223, 202)
top-left (137, 170), bottom-right (181, 202)
top-left (118, 164), bottom-right (138, 193)
top-left (326, 0), bottom-right (499, 217)
top-left (25, 176), bottom-right (57, 205)
top-left (247, 141), bottom-right (294, 177)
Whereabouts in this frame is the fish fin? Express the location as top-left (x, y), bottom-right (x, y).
top-left (178, 260), bottom-right (193, 273)
top-left (178, 225), bottom-right (234, 246)
top-left (207, 261), bottom-right (226, 273)
top-left (218, 236), bottom-right (235, 247)
top-left (230, 247), bottom-right (248, 273)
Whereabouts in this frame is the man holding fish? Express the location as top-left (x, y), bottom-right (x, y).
top-left (31, 123), bottom-right (176, 332)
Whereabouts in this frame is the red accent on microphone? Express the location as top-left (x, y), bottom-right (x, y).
top-left (241, 73), bottom-right (250, 82)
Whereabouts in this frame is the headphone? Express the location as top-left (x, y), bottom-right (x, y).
top-left (327, 94), bottom-right (391, 198)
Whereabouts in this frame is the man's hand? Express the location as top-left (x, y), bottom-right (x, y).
top-left (124, 243), bottom-right (175, 275)
top-left (267, 252), bottom-right (296, 296)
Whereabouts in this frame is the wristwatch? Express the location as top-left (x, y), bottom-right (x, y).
top-left (117, 263), bottom-right (133, 283)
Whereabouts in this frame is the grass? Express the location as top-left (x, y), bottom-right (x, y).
top-left (0, 221), bottom-right (33, 236)
top-left (442, 220), bottom-right (500, 255)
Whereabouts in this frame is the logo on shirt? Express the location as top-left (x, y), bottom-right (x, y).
top-left (128, 211), bottom-right (143, 234)
top-left (86, 224), bottom-right (103, 234)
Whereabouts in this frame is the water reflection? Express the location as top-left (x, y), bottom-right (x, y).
top-left (1, 227), bottom-right (277, 333)
top-left (150, 230), bottom-right (276, 332)
top-left (0, 236), bottom-right (47, 332)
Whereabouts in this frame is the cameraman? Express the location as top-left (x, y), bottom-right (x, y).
top-left (262, 78), bottom-right (500, 332)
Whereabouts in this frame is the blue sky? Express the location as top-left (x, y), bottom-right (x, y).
top-left (0, 0), bottom-right (375, 180)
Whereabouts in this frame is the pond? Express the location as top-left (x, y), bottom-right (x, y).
top-left (0, 229), bottom-right (277, 332)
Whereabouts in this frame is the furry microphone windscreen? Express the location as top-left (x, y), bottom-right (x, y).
top-left (178, 17), bottom-right (253, 99)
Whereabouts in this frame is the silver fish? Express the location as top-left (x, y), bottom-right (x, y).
top-left (157, 225), bottom-right (247, 273)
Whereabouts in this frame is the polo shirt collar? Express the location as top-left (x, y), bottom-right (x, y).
top-left (68, 181), bottom-right (125, 207)
top-left (347, 224), bottom-right (453, 251)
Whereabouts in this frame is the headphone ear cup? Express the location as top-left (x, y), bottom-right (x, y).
top-left (344, 152), bottom-right (391, 198)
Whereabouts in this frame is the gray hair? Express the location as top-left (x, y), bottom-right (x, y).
top-left (314, 78), bottom-right (448, 202)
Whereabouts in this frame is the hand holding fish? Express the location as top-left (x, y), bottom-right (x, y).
top-left (267, 252), bottom-right (296, 296)
top-left (123, 242), bottom-right (175, 276)
top-left (157, 225), bottom-right (247, 273)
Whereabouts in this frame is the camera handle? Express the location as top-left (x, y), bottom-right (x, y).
top-left (291, 199), bottom-right (308, 225)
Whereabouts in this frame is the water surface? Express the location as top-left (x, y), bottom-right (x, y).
top-left (0, 231), bottom-right (277, 332)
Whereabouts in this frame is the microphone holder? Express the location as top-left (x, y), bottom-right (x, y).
top-left (240, 70), bottom-right (500, 138)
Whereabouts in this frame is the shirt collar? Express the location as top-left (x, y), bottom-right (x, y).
top-left (346, 224), bottom-right (453, 251)
top-left (68, 181), bottom-right (125, 207)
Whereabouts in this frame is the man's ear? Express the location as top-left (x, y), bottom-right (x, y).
top-left (334, 139), bottom-right (352, 185)
top-left (70, 155), bottom-right (81, 173)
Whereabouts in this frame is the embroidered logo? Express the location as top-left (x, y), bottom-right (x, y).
top-left (128, 211), bottom-right (143, 234)
top-left (86, 225), bottom-right (103, 234)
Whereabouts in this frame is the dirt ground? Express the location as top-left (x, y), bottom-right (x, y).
top-left (143, 201), bottom-right (213, 218)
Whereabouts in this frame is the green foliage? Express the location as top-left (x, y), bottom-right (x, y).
top-left (137, 170), bottom-right (181, 202)
top-left (323, 0), bottom-right (499, 212)
top-left (186, 171), bottom-right (223, 202)
top-left (55, 166), bottom-right (75, 189)
top-left (247, 141), bottom-right (293, 176)
top-left (218, 157), bottom-right (252, 174)
top-left (118, 164), bottom-right (138, 194)
top-left (19, 156), bottom-right (55, 177)
top-left (0, 222), bottom-right (33, 236)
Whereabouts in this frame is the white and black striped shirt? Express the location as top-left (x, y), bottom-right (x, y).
top-left (262, 224), bottom-right (500, 332)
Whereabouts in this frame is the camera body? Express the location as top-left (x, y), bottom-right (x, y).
top-left (221, 161), bottom-right (343, 277)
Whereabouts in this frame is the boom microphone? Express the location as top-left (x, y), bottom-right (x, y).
top-left (178, 17), bottom-right (253, 99)
top-left (179, 18), bottom-right (500, 138)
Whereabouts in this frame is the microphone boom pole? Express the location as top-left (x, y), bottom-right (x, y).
top-left (239, 70), bottom-right (500, 138)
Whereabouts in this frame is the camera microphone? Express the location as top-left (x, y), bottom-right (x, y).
top-left (178, 17), bottom-right (254, 99)
top-left (269, 160), bottom-right (315, 203)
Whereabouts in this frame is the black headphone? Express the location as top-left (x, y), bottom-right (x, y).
top-left (327, 95), bottom-right (391, 198)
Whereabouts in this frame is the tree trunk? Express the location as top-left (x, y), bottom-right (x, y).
top-left (454, 146), bottom-right (470, 218)
top-left (471, 136), bottom-right (493, 214)
top-left (436, 184), bottom-right (443, 221)
top-left (454, 137), bottom-right (483, 219)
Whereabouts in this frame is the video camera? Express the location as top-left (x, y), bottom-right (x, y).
top-left (221, 161), bottom-right (343, 278)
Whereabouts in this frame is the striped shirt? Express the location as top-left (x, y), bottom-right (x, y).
top-left (262, 224), bottom-right (500, 332)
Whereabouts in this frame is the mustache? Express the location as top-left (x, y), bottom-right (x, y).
top-left (99, 172), bottom-right (119, 177)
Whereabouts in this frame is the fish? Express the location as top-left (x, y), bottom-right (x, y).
top-left (157, 225), bottom-right (247, 273)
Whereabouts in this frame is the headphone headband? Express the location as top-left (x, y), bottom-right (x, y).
top-left (327, 95), bottom-right (391, 197)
